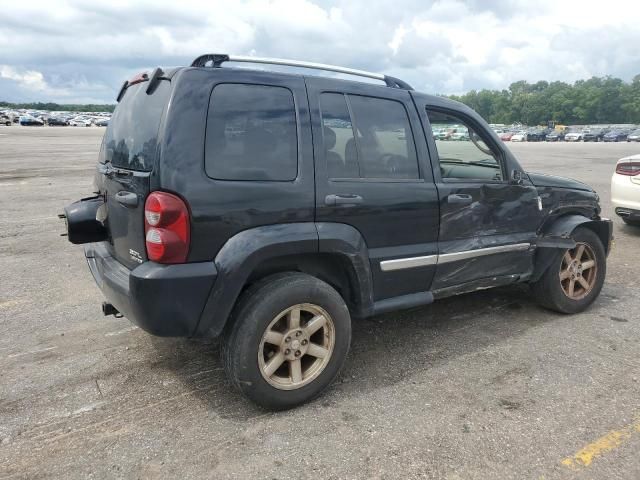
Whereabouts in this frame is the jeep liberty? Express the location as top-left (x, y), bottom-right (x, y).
top-left (63, 54), bottom-right (613, 409)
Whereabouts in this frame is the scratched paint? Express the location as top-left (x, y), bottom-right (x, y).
top-left (561, 418), bottom-right (640, 470)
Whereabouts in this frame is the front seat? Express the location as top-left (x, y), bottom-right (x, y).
top-left (324, 126), bottom-right (347, 178)
top-left (343, 138), bottom-right (360, 178)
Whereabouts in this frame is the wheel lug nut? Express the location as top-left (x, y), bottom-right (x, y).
top-left (295, 331), bottom-right (301, 337)
top-left (301, 339), bottom-right (308, 345)
top-left (295, 350), bottom-right (301, 357)
top-left (285, 349), bottom-right (291, 355)
top-left (285, 337), bottom-right (291, 343)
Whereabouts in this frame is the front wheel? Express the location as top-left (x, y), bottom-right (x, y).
top-left (531, 227), bottom-right (606, 314)
top-left (222, 273), bottom-right (351, 410)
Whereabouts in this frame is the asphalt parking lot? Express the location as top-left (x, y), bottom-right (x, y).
top-left (1, 126), bottom-right (639, 479)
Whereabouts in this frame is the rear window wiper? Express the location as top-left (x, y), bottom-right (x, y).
top-left (116, 67), bottom-right (165, 102)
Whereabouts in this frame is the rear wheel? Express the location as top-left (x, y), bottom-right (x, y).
top-left (222, 273), bottom-right (351, 410)
top-left (622, 218), bottom-right (640, 227)
top-left (531, 228), bottom-right (606, 314)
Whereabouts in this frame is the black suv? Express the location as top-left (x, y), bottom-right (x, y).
top-left (64, 54), bottom-right (613, 409)
top-left (583, 128), bottom-right (609, 142)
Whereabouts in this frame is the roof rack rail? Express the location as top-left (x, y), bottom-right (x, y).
top-left (190, 54), bottom-right (413, 90)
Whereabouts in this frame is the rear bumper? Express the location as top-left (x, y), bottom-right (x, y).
top-left (85, 242), bottom-right (217, 337)
top-left (611, 174), bottom-right (640, 212)
top-left (615, 207), bottom-right (640, 221)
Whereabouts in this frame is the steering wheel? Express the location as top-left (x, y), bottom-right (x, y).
top-left (470, 131), bottom-right (494, 156)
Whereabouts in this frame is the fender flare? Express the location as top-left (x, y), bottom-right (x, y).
top-left (532, 214), bottom-right (613, 282)
top-left (316, 222), bottom-right (374, 317)
top-left (194, 222), bottom-right (374, 337)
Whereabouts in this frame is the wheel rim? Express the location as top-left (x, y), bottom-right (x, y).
top-left (559, 242), bottom-right (598, 300)
top-left (258, 303), bottom-right (335, 390)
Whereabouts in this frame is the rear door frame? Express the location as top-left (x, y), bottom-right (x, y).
top-left (306, 77), bottom-right (441, 300)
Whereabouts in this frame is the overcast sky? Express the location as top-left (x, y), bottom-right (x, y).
top-left (1, 0), bottom-right (639, 103)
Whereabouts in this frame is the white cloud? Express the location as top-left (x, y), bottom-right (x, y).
top-left (0, 66), bottom-right (49, 91)
top-left (0, 0), bottom-right (639, 102)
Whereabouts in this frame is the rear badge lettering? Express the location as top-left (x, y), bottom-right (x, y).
top-left (129, 249), bottom-right (143, 263)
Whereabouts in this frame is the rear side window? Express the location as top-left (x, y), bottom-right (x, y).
top-left (320, 93), bottom-right (419, 180)
top-left (320, 93), bottom-right (359, 178)
top-left (102, 81), bottom-right (170, 171)
top-left (205, 84), bottom-right (298, 181)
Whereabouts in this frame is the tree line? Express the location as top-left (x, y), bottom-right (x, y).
top-left (3, 74), bottom-right (640, 125)
top-left (447, 75), bottom-right (640, 126)
top-left (0, 101), bottom-right (115, 113)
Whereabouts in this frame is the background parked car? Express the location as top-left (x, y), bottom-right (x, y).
top-left (627, 129), bottom-right (640, 142)
top-left (0, 114), bottom-right (12, 126)
top-left (604, 130), bottom-right (629, 142)
top-left (500, 131), bottom-right (514, 141)
top-left (526, 128), bottom-right (550, 142)
top-left (436, 127), bottom-right (458, 140)
top-left (565, 130), bottom-right (584, 142)
top-left (510, 131), bottom-right (527, 142)
top-left (69, 117), bottom-right (92, 127)
top-left (47, 117), bottom-right (69, 126)
top-left (19, 115), bottom-right (44, 126)
top-left (450, 128), bottom-right (469, 141)
top-left (546, 130), bottom-right (565, 141)
top-left (94, 118), bottom-right (110, 127)
top-left (611, 154), bottom-right (640, 226)
top-left (583, 128), bottom-right (609, 142)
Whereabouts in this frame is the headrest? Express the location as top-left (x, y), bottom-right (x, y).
top-left (323, 126), bottom-right (337, 150)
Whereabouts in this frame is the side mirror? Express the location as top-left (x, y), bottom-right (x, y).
top-left (511, 169), bottom-right (524, 184)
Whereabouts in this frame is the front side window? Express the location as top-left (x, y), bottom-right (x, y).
top-left (205, 84), bottom-right (298, 181)
top-left (320, 93), bottom-right (419, 180)
top-left (426, 109), bottom-right (504, 182)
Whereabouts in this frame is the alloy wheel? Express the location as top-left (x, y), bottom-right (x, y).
top-left (559, 242), bottom-right (597, 300)
top-left (258, 303), bottom-right (335, 390)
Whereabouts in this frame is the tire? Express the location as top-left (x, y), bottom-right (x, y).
top-left (531, 227), bottom-right (606, 314)
top-left (221, 272), bottom-right (351, 410)
top-left (622, 218), bottom-right (640, 227)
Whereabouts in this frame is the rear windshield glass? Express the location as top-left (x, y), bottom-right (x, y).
top-left (100, 81), bottom-right (170, 171)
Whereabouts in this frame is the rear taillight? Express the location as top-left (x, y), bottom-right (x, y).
top-left (616, 162), bottom-right (640, 176)
top-left (144, 192), bottom-right (190, 263)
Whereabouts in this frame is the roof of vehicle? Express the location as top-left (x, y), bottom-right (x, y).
top-left (190, 53), bottom-right (414, 89)
top-left (186, 53), bottom-right (465, 112)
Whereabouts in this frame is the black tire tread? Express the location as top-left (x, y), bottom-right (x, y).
top-left (221, 272), bottom-right (351, 410)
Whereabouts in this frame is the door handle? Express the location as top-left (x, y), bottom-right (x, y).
top-left (114, 191), bottom-right (139, 208)
top-left (447, 194), bottom-right (473, 205)
top-left (325, 194), bottom-right (363, 206)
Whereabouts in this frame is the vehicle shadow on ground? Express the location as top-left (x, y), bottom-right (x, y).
top-left (147, 283), bottom-right (620, 418)
top-left (621, 223), bottom-right (640, 236)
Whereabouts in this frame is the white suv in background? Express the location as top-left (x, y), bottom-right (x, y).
top-left (611, 154), bottom-right (640, 226)
top-left (565, 130), bottom-right (584, 142)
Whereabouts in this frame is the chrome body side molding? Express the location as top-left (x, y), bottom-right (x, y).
top-left (380, 243), bottom-right (532, 271)
top-left (380, 254), bottom-right (438, 272)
